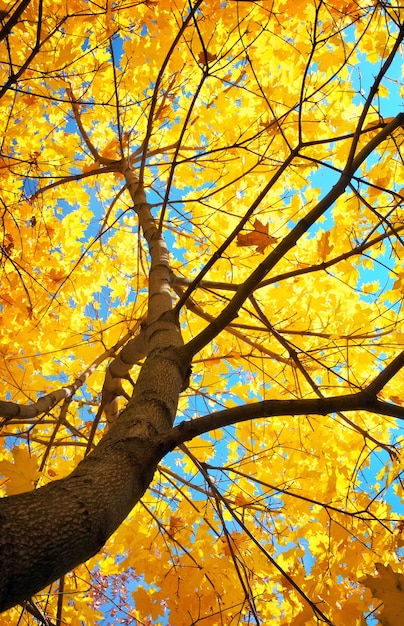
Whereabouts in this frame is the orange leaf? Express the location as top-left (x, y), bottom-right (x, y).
top-left (234, 491), bottom-right (249, 507)
top-left (102, 137), bottom-right (120, 159)
top-left (197, 50), bottom-right (217, 65)
top-left (389, 395), bottom-right (403, 406)
top-left (46, 268), bottom-right (67, 284)
top-left (167, 515), bottom-right (183, 538)
top-left (237, 219), bottom-right (278, 253)
top-left (220, 531), bottom-right (244, 556)
top-left (0, 293), bottom-right (15, 306)
top-left (317, 231), bottom-right (333, 261)
top-left (82, 161), bottom-right (100, 173)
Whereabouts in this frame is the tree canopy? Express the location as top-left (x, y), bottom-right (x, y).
top-left (0, 0), bottom-right (403, 624)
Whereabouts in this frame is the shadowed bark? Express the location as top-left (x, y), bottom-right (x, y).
top-left (0, 345), bottom-right (190, 611)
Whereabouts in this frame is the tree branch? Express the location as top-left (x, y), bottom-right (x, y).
top-left (363, 350), bottom-right (404, 397)
top-left (67, 87), bottom-right (114, 165)
top-left (0, 0), bottom-right (32, 43)
top-left (158, 393), bottom-right (404, 453)
top-left (0, 323), bottom-right (142, 422)
top-left (0, 344), bottom-right (190, 611)
top-left (182, 113), bottom-right (404, 359)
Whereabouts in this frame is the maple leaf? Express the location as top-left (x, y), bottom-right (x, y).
top-left (289, 604), bottom-right (315, 626)
top-left (167, 515), bottom-right (183, 538)
top-left (317, 230), bottom-right (333, 261)
top-left (361, 564), bottom-right (404, 626)
top-left (82, 161), bottom-right (100, 173)
top-left (101, 137), bottom-right (120, 159)
top-left (220, 531), bottom-right (245, 557)
top-left (0, 0), bottom-right (403, 623)
top-left (45, 268), bottom-right (67, 284)
top-left (395, 521), bottom-right (404, 548)
top-left (2, 232), bottom-right (14, 256)
top-left (0, 293), bottom-right (15, 306)
top-left (393, 273), bottom-right (404, 294)
top-left (234, 491), bottom-right (249, 507)
top-left (237, 219), bottom-right (278, 253)
top-left (197, 49), bottom-right (217, 65)
top-left (389, 396), bottom-right (403, 406)
top-left (0, 448), bottom-right (40, 495)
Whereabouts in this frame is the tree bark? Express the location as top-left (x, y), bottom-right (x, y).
top-left (0, 345), bottom-right (189, 612)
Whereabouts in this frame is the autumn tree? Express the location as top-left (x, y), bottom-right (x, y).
top-left (0, 0), bottom-right (403, 624)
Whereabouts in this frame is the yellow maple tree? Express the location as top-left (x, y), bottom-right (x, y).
top-left (0, 0), bottom-right (403, 624)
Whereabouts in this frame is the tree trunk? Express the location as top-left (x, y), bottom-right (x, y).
top-left (0, 345), bottom-right (189, 612)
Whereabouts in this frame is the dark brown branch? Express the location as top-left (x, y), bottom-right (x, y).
top-left (0, 3), bottom-right (66, 101)
top-left (138, 0), bottom-right (204, 185)
top-left (363, 351), bottom-right (404, 397)
top-left (0, 0), bottom-right (32, 43)
top-left (181, 113), bottom-right (404, 359)
top-left (158, 392), bottom-right (404, 453)
top-left (174, 149), bottom-right (298, 313)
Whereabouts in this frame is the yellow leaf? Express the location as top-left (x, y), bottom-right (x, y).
top-left (289, 603), bottom-right (314, 626)
top-left (377, 84), bottom-right (389, 98)
top-left (0, 448), bottom-right (40, 495)
top-left (361, 564), bottom-right (404, 626)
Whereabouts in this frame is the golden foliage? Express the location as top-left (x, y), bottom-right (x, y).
top-left (0, 0), bottom-right (403, 623)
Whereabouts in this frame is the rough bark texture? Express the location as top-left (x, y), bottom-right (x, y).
top-left (0, 345), bottom-right (190, 612)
